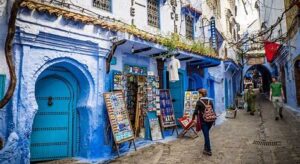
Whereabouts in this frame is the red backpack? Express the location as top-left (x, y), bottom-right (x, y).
top-left (200, 99), bottom-right (217, 122)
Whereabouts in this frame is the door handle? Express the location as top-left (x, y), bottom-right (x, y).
top-left (48, 96), bottom-right (53, 106)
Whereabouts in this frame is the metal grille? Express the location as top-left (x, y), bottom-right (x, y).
top-left (185, 15), bottom-right (193, 40)
top-left (31, 142), bottom-right (68, 147)
top-left (36, 97), bottom-right (71, 100)
top-left (33, 127), bottom-right (68, 131)
top-left (93, 0), bottom-right (111, 12)
top-left (253, 140), bottom-right (281, 146)
top-left (147, 0), bottom-right (159, 28)
top-left (37, 112), bottom-right (69, 115)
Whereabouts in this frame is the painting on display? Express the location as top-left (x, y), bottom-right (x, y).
top-left (147, 76), bottom-right (160, 111)
top-left (183, 91), bottom-right (200, 119)
top-left (159, 89), bottom-right (176, 127)
top-left (113, 72), bottom-right (124, 90)
top-left (103, 91), bottom-right (134, 143)
top-left (147, 111), bottom-right (163, 141)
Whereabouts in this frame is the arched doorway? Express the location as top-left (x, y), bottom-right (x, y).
top-left (244, 64), bottom-right (272, 93)
top-left (31, 66), bottom-right (79, 161)
top-left (295, 59), bottom-right (300, 106)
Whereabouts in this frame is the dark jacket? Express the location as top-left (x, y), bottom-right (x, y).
top-left (192, 98), bottom-right (214, 122)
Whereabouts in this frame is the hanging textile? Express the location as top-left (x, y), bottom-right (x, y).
top-left (264, 41), bottom-right (280, 62)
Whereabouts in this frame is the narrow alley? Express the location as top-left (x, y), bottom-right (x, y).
top-left (108, 95), bottom-right (300, 164)
top-left (0, 0), bottom-right (300, 163)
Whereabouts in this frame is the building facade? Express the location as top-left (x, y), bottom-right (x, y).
top-left (272, 0), bottom-right (300, 112)
top-left (0, 0), bottom-right (241, 163)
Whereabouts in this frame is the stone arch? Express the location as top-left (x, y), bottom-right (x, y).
top-left (33, 58), bottom-right (95, 109)
top-left (244, 64), bottom-right (272, 93)
top-left (18, 57), bottom-right (96, 162)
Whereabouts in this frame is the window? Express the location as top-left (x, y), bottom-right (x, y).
top-left (93, 0), bottom-right (111, 12)
top-left (147, 0), bottom-right (160, 28)
top-left (185, 15), bottom-right (194, 39)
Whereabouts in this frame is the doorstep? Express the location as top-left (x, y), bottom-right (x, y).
top-left (284, 104), bottom-right (300, 122)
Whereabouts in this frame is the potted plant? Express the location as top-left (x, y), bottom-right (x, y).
top-left (225, 105), bottom-right (237, 119)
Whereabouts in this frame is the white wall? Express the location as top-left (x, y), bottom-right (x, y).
top-left (259, 0), bottom-right (287, 39)
top-left (0, 1), bottom-right (8, 75)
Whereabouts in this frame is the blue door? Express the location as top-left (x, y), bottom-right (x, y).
top-left (169, 72), bottom-right (184, 120)
top-left (31, 68), bottom-right (78, 161)
top-left (225, 79), bottom-right (229, 108)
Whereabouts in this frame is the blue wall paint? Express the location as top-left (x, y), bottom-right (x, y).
top-left (225, 79), bottom-right (229, 108)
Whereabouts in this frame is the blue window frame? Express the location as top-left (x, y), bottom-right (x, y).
top-left (93, 0), bottom-right (112, 12)
top-left (185, 15), bottom-right (194, 39)
top-left (147, 0), bottom-right (160, 28)
top-left (0, 75), bottom-right (6, 100)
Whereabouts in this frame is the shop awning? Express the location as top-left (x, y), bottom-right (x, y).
top-left (113, 38), bottom-right (221, 69)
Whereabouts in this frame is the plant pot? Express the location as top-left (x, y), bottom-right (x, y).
top-left (225, 109), bottom-right (237, 119)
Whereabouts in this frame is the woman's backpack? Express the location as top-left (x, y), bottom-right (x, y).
top-left (200, 99), bottom-right (217, 122)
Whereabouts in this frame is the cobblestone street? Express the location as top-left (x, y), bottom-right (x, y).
top-left (108, 95), bottom-right (300, 164)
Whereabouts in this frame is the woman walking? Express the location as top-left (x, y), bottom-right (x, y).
top-left (192, 89), bottom-right (216, 156)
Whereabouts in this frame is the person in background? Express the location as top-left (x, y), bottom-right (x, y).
top-left (269, 77), bottom-right (285, 120)
top-left (192, 89), bottom-right (215, 156)
top-left (245, 85), bottom-right (256, 115)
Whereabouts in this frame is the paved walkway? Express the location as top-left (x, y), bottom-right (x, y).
top-left (109, 95), bottom-right (300, 164)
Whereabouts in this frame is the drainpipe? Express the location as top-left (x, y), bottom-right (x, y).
top-left (0, 0), bottom-right (24, 109)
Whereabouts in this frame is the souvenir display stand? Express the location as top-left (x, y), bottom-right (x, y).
top-left (183, 91), bottom-right (200, 119)
top-left (111, 67), bottom-right (162, 141)
top-left (103, 91), bottom-right (136, 156)
top-left (159, 89), bottom-right (178, 136)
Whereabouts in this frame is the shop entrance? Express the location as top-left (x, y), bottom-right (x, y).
top-left (167, 72), bottom-right (184, 120)
top-left (295, 60), bottom-right (300, 106)
top-left (31, 67), bottom-right (78, 161)
top-left (125, 74), bottom-right (147, 137)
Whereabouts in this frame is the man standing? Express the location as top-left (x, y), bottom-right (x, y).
top-left (269, 77), bottom-right (285, 120)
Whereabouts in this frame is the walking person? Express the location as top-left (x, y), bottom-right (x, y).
top-left (269, 77), bottom-right (285, 120)
top-left (192, 89), bottom-right (216, 156)
top-left (245, 85), bottom-right (256, 115)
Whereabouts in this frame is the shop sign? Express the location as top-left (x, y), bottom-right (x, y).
top-left (210, 17), bottom-right (217, 50)
top-left (124, 64), bottom-right (147, 76)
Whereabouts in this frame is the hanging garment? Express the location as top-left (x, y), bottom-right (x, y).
top-left (167, 56), bottom-right (181, 82)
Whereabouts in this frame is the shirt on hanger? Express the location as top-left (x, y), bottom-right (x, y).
top-left (167, 57), bottom-right (180, 82)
